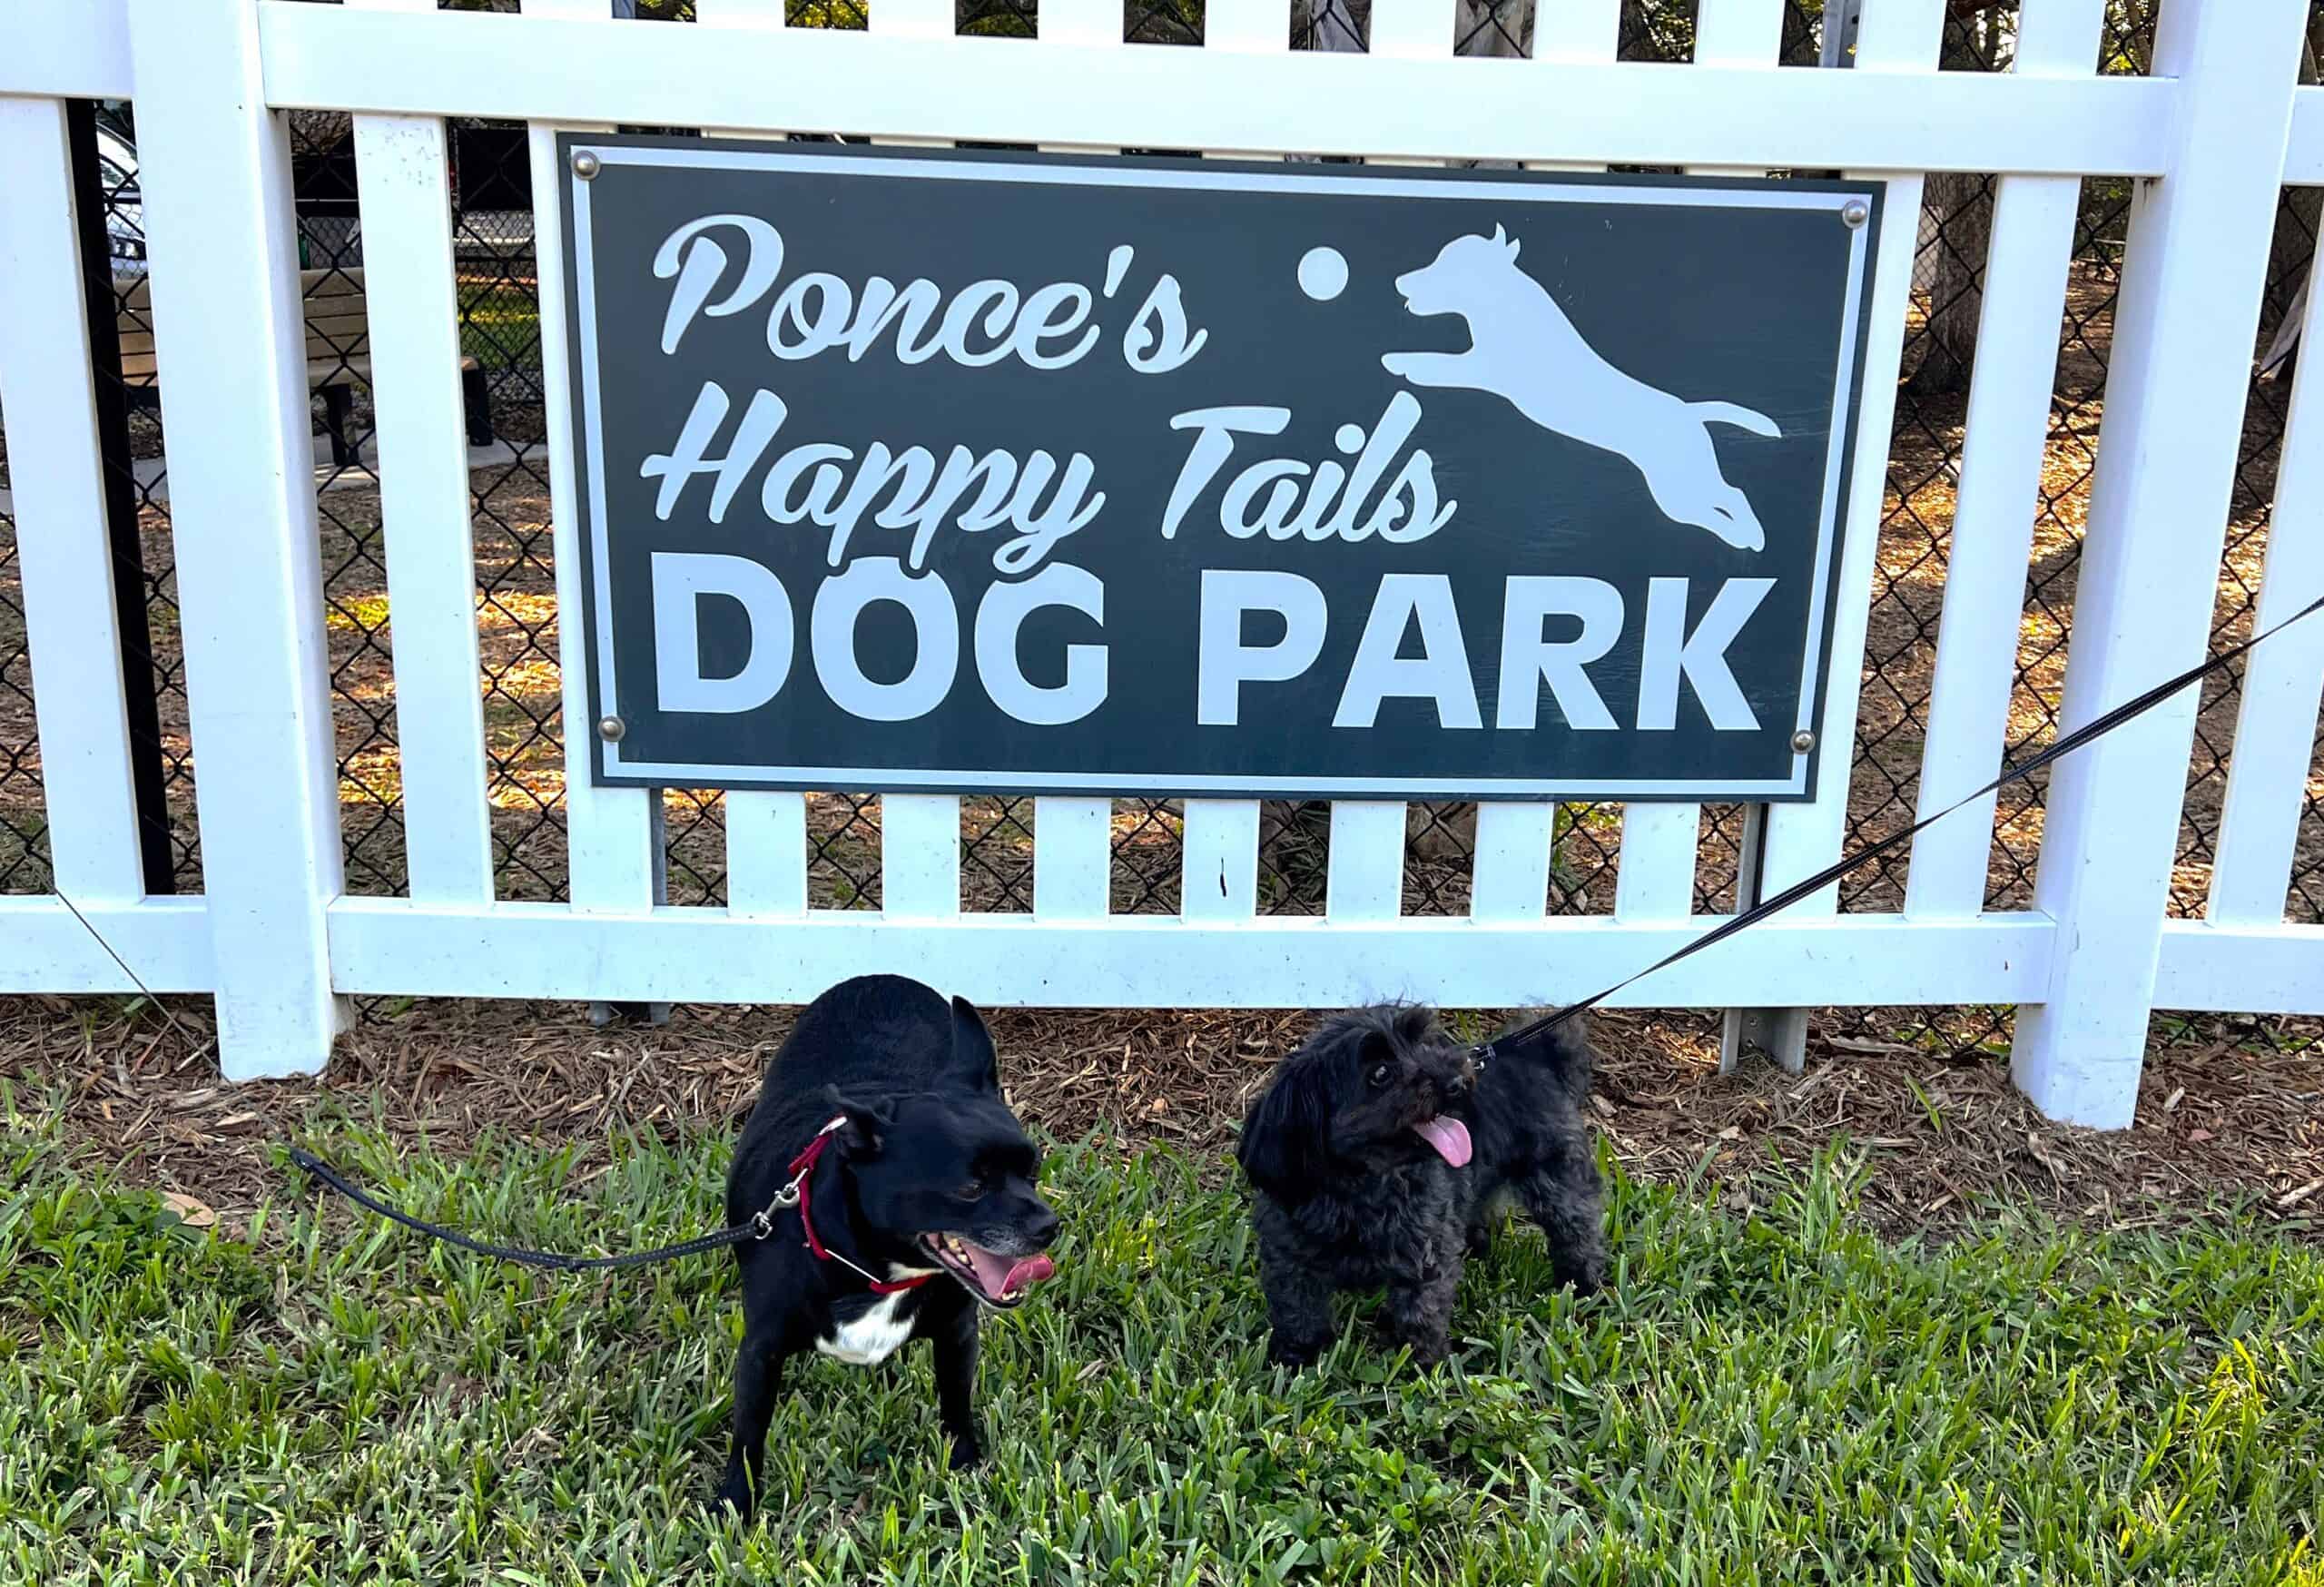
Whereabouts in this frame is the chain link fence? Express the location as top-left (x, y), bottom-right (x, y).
top-left (0, 440), bottom-right (37, 892)
top-left (3, 1), bottom-right (2317, 1050)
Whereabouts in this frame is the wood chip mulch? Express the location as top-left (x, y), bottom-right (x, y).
top-left (5, 995), bottom-right (2318, 1246)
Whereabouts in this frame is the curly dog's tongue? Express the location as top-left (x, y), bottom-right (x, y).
top-left (1413, 1117), bottom-right (1472, 1168)
top-left (964, 1244), bottom-right (1056, 1299)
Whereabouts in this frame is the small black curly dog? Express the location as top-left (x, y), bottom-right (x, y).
top-left (1235, 1003), bottom-right (1605, 1366)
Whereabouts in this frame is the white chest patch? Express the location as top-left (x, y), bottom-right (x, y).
top-left (814, 1287), bottom-right (923, 1366)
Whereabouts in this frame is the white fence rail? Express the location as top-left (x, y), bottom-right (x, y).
top-left (2, 0), bottom-right (2319, 1129)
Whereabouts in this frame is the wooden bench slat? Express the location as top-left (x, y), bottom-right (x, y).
top-left (116, 265), bottom-right (365, 310)
top-left (118, 312), bottom-right (370, 358)
top-left (111, 264), bottom-right (478, 439)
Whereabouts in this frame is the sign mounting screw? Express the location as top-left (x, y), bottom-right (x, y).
top-left (572, 151), bottom-right (601, 181)
top-left (597, 715), bottom-right (625, 743)
top-left (1841, 199), bottom-right (1869, 229)
top-left (1791, 730), bottom-right (1817, 754)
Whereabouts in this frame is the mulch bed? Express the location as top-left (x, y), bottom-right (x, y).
top-left (8, 993), bottom-right (2318, 1245)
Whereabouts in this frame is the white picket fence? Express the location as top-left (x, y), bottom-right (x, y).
top-left (2, 0), bottom-right (2320, 1129)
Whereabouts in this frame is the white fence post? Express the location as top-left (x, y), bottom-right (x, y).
top-left (1904, 0), bottom-right (2107, 922)
top-left (125, 0), bottom-right (350, 1075)
top-left (527, 0), bottom-right (660, 922)
top-left (350, 0), bottom-right (496, 906)
top-left (1690, 0), bottom-right (1804, 1075)
top-left (0, 96), bottom-right (149, 904)
top-left (1755, 0), bottom-right (1941, 917)
top-left (2010, 0), bottom-right (2309, 1128)
top-left (2208, 245), bottom-right (2324, 928)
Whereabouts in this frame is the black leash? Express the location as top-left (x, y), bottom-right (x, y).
top-left (282, 590), bottom-right (2324, 1269)
top-left (1476, 589), bottom-right (2324, 1065)
top-left (285, 1147), bottom-right (763, 1271)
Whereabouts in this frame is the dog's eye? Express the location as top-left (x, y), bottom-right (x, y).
top-left (957, 1177), bottom-right (986, 1199)
top-left (1368, 1062), bottom-right (1393, 1088)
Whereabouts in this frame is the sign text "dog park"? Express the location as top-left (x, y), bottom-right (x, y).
top-left (561, 140), bottom-right (1882, 799)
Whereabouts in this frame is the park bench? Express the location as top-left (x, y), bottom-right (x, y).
top-left (114, 267), bottom-right (493, 467)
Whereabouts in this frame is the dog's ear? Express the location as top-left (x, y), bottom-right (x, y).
top-left (1236, 1056), bottom-right (1333, 1202)
top-left (822, 1085), bottom-right (894, 1158)
top-left (1490, 222), bottom-right (1520, 261)
top-left (944, 995), bottom-right (1001, 1094)
top-left (1390, 1001), bottom-right (1439, 1050)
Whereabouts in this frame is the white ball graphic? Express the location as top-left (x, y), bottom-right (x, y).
top-left (1297, 246), bottom-right (1350, 302)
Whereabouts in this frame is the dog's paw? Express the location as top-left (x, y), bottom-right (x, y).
top-left (1401, 1334), bottom-right (1452, 1369)
top-left (1552, 1249), bottom-right (1607, 1297)
top-left (1267, 1334), bottom-right (1334, 1370)
top-left (714, 1469), bottom-right (756, 1520)
top-left (948, 1434), bottom-right (985, 1473)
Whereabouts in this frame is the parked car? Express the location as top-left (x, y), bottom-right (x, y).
top-left (94, 114), bottom-right (145, 277)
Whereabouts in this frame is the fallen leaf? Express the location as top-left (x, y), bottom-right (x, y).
top-left (1716, 1126), bottom-right (1741, 1141)
top-left (162, 1192), bottom-right (216, 1229)
top-left (2190, 1129), bottom-right (2216, 1144)
top-left (2025, 1132), bottom-right (2066, 1176)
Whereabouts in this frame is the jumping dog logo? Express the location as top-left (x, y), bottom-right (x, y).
top-left (1382, 225), bottom-right (1780, 552)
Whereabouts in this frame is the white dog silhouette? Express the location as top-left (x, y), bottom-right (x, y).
top-left (1382, 226), bottom-right (1778, 551)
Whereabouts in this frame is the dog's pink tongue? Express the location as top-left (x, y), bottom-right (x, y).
top-left (1413, 1117), bottom-right (1472, 1168)
top-left (966, 1244), bottom-right (1056, 1298)
top-left (1004, 1254), bottom-right (1055, 1294)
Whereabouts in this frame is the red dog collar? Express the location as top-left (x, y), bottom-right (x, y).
top-left (777, 1118), bottom-right (932, 1296)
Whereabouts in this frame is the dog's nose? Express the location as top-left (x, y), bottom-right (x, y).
top-left (1025, 1203), bottom-right (1061, 1249)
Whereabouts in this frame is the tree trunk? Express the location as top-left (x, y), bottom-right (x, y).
top-left (1295, 0), bottom-right (1367, 51)
top-left (1908, 172), bottom-right (1993, 397)
top-left (2260, 27), bottom-right (2324, 366)
top-left (1454, 0), bottom-right (1530, 59)
top-left (1905, 7), bottom-right (2002, 397)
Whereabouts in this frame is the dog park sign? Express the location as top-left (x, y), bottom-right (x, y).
top-left (560, 138), bottom-right (1882, 800)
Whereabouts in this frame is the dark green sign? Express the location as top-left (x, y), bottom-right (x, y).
top-left (561, 136), bottom-right (1882, 800)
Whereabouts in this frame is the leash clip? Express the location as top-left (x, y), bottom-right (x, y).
top-left (756, 1177), bottom-right (803, 1230)
top-left (753, 1170), bottom-right (807, 1238)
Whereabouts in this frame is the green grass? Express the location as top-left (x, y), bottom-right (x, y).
top-left (4, 1096), bottom-right (2321, 1585)
top-left (458, 284), bottom-right (542, 374)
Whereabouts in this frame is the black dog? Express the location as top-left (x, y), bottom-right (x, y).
top-left (717, 974), bottom-right (1059, 1514)
top-left (1235, 1004), bottom-right (1604, 1367)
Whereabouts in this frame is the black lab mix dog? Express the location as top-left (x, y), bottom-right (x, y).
top-left (718, 974), bottom-right (1059, 1514)
top-left (1236, 1004), bottom-right (1605, 1368)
